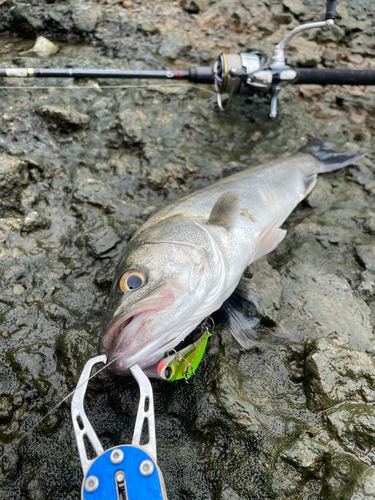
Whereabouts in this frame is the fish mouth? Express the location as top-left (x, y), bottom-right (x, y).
top-left (99, 286), bottom-right (175, 374)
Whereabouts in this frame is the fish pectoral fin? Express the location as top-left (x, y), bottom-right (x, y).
top-left (207, 191), bottom-right (240, 231)
top-left (214, 277), bottom-right (261, 349)
top-left (252, 220), bottom-right (287, 263)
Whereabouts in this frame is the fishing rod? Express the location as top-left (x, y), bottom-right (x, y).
top-left (1, 1), bottom-right (374, 120)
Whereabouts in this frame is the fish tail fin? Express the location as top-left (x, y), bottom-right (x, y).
top-left (300, 138), bottom-right (366, 173)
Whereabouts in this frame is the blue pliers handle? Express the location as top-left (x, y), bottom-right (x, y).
top-left (71, 355), bottom-right (168, 499)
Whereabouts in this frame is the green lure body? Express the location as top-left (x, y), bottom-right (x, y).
top-left (157, 331), bottom-right (211, 381)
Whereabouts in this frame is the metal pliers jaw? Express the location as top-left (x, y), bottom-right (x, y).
top-left (71, 355), bottom-right (168, 499)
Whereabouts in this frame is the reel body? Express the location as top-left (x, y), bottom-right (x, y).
top-left (214, 52), bottom-right (272, 110)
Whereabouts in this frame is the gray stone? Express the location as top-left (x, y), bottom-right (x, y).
top-left (273, 12), bottom-right (293, 24)
top-left (24, 36), bottom-right (59, 57)
top-left (247, 257), bottom-right (283, 324)
top-left (282, 0), bottom-right (305, 17)
top-left (73, 179), bottom-right (115, 208)
top-left (356, 244), bottom-right (375, 273)
top-left (281, 437), bottom-right (330, 471)
top-left (350, 34), bottom-right (375, 56)
top-left (351, 467), bottom-right (375, 499)
top-left (326, 403), bottom-right (375, 462)
top-left (138, 21), bottom-right (159, 34)
top-left (37, 105), bottom-right (90, 129)
top-left (325, 453), bottom-right (368, 498)
top-left (315, 24), bottom-right (346, 43)
top-left (304, 338), bottom-right (375, 411)
top-left (20, 185), bottom-right (40, 212)
top-left (363, 216), bottom-right (375, 234)
top-left (358, 271), bottom-right (375, 298)
top-left (0, 155), bottom-right (28, 197)
top-left (180, 0), bottom-right (204, 14)
top-left (85, 226), bottom-right (121, 257)
top-left (279, 262), bottom-right (373, 353)
top-left (159, 30), bottom-right (192, 60)
top-left (72, 3), bottom-right (102, 32)
top-left (229, 6), bottom-right (251, 33)
top-left (286, 37), bottom-right (322, 67)
top-left (118, 109), bottom-right (145, 143)
top-left (22, 211), bottom-right (50, 232)
top-left (221, 485), bottom-right (242, 499)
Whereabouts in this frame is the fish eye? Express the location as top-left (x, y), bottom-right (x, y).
top-left (119, 270), bottom-right (146, 292)
top-left (164, 366), bottom-right (173, 380)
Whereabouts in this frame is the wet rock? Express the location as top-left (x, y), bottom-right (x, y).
top-left (358, 271), bottom-right (375, 298)
top-left (0, 155), bottom-right (28, 197)
top-left (286, 37), bottom-right (322, 67)
top-left (326, 403), bottom-right (375, 462)
top-left (315, 24), bottom-right (346, 43)
top-left (221, 485), bottom-right (242, 499)
top-left (37, 105), bottom-right (90, 130)
top-left (180, 0), bottom-right (204, 14)
top-left (247, 257), bottom-right (283, 324)
top-left (72, 3), bottom-right (102, 33)
top-left (84, 225), bottom-right (121, 258)
top-left (348, 54), bottom-right (365, 65)
top-left (159, 30), bottom-right (193, 60)
top-left (349, 160), bottom-right (375, 196)
top-left (0, 408), bottom-right (13, 425)
top-left (351, 467), bottom-right (375, 499)
top-left (118, 109), bottom-right (145, 143)
top-left (350, 112), bottom-right (366, 125)
top-left (22, 211), bottom-right (50, 232)
top-left (363, 215), bottom-right (375, 234)
top-left (304, 338), bottom-right (375, 411)
top-left (20, 184), bottom-right (40, 213)
top-left (25, 36), bottom-right (59, 57)
top-left (337, 94), bottom-right (375, 117)
top-left (273, 11), bottom-right (293, 25)
top-left (197, 3), bottom-right (233, 30)
top-left (356, 244), bottom-right (375, 273)
top-left (281, 436), bottom-right (330, 471)
top-left (256, 19), bottom-right (276, 35)
top-left (279, 261), bottom-right (373, 352)
top-left (13, 284), bottom-right (26, 295)
top-left (229, 6), bottom-right (251, 33)
top-left (138, 21), bottom-right (159, 35)
top-left (74, 179), bottom-right (116, 208)
top-left (282, 0), bottom-right (305, 17)
top-left (324, 453), bottom-right (368, 498)
top-left (350, 34), bottom-right (375, 56)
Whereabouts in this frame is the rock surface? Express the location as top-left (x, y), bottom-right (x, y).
top-left (25, 36), bottom-right (59, 57)
top-left (0, 1), bottom-right (374, 499)
top-left (304, 339), bottom-right (375, 411)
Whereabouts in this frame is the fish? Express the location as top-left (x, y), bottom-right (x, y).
top-left (98, 139), bottom-right (364, 377)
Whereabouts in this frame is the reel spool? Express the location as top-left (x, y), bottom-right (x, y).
top-left (213, 52), bottom-right (270, 110)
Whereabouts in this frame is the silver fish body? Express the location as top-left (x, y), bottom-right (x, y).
top-left (99, 141), bottom-right (364, 376)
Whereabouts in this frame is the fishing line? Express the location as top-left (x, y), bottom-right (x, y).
top-left (6, 336), bottom-right (152, 450)
top-left (0, 83), bottom-right (216, 94)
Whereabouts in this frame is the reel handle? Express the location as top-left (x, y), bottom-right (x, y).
top-left (326, 0), bottom-right (338, 20)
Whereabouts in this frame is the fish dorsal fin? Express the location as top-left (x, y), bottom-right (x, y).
top-left (214, 277), bottom-right (261, 349)
top-left (207, 191), bottom-right (240, 231)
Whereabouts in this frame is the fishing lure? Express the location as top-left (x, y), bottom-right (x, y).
top-left (157, 330), bottom-right (212, 382)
